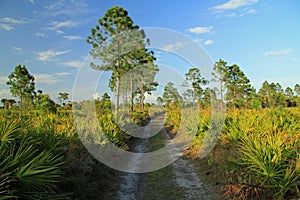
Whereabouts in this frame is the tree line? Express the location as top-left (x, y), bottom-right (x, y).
top-left (156, 59), bottom-right (300, 110)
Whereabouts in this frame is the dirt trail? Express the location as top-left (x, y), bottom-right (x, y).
top-left (117, 114), bottom-right (220, 200)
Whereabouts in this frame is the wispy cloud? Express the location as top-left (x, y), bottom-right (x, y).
top-left (292, 58), bottom-right (300, 62)
top-left (245, 8), bottom-right (256, 14)
top-left (50, 20), bottom-right (78, 28)
top-left (0, 17), bottom-right (28, 31)
top-left (37, 49), bottom-right (70, 61)
top-left (12, 46), bottom-right (22, 51)
top-left (63, 35), bottom-right (84, 40)
top-left (188, 26), bottom-right (213, 34)
top-left (0, 23), bottom-right (14, 31)
top-left (34, 71), bottom-right (73, 84)
top-left (34, 74), bottom-right (59, 84)
top-left (61, 61), bottom-right (81, 68)
top-left (264, 49), bottom-right (291, 57)
top-left (0, 76), bottom-right (8, 85)
top-left (215, 7), bottom-right (257, 18)
top-left (204, 40), bottom-right (214, 46)
top-left (55, 71), bottom-right (73, 76)
top-left (213, 0), bottom-right (258, 10)
top-left (192, 38), bottom-right (202, 43)
top-left (35, 32), bottom-right (45, 37)
top-left (0, 17), bottom-right (27, 24)
top-left (45, 0), bottom-right (64, 10)
top-left (46, 20), bottom-right (78, 34)
top-left (28, 0), bottom-right (35, 4)
top-left (163, 42), bottom-right (186, 51)
top-left (0, 89), bottom-right (11, 98)
top-left (45, 0), bottom-right (89, 17)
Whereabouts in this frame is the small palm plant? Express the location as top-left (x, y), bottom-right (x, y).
top-left (0, 115), bottom-right (68, 199)
top-left (222, 108), bottom-right (300, 199)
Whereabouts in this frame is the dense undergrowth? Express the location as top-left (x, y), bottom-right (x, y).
top-left (0, 102), bottom-right (156, 199)
top-left (185, 107), bottom-right (300, 199)
top-left (1, 103), bottom-right (299, 199)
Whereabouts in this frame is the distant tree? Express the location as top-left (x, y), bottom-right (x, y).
top-left (211, 59), bottom-right (227, 105)
top-left (58, 92), bottom-right (69, 106)
top-left (285, 87), bottom-right (294, 98)
top-left (258, 81), bottom-right (270, 108)
top-left (285, 87), bottom-right (295, 107)
top-left (203, 88), bottom-right (212, 108)
top-left (102, 92), bottom-right (111, 101)
top-left (96, 92), bottom-right (112, 113)
top-left (163, 82), bottom-right (183, 104)
top-left (182, 89), bottom-right (195, 104)
top-left (129, 63), bottom-right (158, 110)
top-left (258, 81), bottom-right (287, 108)
top-left (183, 67), bottom-right (208, 107)
top-left (274, 83), bottom-right (285, 107)
top-left (36, 93), bottom-right (57, 113)
top-left (156, 96), bottom-right (163, 106)
top-left (7, 64), bottom-right (35, 110)
top-left (224, 64), bottom-right (253, 109)
top-left (294, 84), bottom-right (300, 96)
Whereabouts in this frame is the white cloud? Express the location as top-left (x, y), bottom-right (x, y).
top-left (226, 13), bottom-right (238, 17)
top-left (37, 49), bottom-right (70, 61)
top-left (192, 38), bottom-right (202, 43)
top-left (264, 49), bottom-right (291, 57)
top-left (28, 0), bottom-right (35, 4)
top-left (12, 46), bottom-right (22, 51)
top-left (55, 71), bottom-right (73, 76)
top-left (163, 42), bottom-right (186, 51)
top-left (144, 93), bottom-right (157, 103)
top-left (46, 20), bottom-right (78, 34)
top-left (61, 61), bottom-right (81, 68)
top-left (292, 58), bottom-right (300, 61)
top-left (0, 89), bottom-right (11, 99)
top-left (213, 0), bottom-right (258, 10)
top-left (33, 71), bottom-right (73, 85)
top-left (45, 0), bottom-right (88, 17)
top-left (35, 32), bottom-right (45, 37)
top-left (245, 8), bottom-right (256, 14)
top-left (0, 17), bottom-right (28, 31)
top-left (63, 35), bottom-right (84, 40)
top-left (55, 29), bottom-right (64, 34)
top-left (0, 17), bottom-right (27, 24)
top-left (0, 23), bottom-right (14, 31)
top-left (34, 74), bottom-right (60, 84)
top-left (188, 26), bottom-right (213, 34)
top-left (93, 92), bottom-right (100, 100)
top-left (204, 40), bottom-right (214, 46)
top-left (45, 0), bottom-right (64, 10)
top-left (0, 76), bottom-right (8, 85)
top-left (51, 20), bottom-right (78, 28)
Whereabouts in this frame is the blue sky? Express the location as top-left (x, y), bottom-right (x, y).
top-left (0, 0), bottom-right (299, 102)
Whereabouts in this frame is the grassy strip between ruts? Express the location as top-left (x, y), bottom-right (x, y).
top-left (141, 130), bottom-right (186, 199)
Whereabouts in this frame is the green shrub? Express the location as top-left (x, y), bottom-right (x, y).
top-left (0, 115), bottom-right (68, 199)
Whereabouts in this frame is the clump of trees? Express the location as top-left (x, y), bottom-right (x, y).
top-left (2, 64), bottom-right (70, 113)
